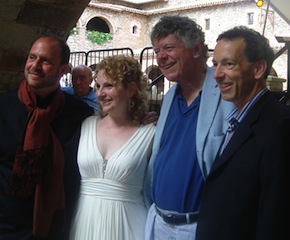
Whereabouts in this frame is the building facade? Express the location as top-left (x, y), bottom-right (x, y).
top-left (67, 0), bottom-right (290, 87)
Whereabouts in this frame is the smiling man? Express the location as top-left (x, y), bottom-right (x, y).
top-left (0, 35), bottom-right (93, 240)
top-left (143, 15), bottom-right (233, 240)
top-left (196, 26), bottom-right (290, 240)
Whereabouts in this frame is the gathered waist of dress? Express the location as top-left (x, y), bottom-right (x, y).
top-left (80, 178), bottom-right (144, 203)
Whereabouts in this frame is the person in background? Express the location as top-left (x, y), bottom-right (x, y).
top-left (0, 35), bottom-right (93, 240)
top-left (143, 15), bottom-right (233, 240)
top-left (196, 26), bottom-right (290, 240)
top-left (69, 55), bottom-right (155, 240)
top-left (60, 63), bottom-right (73, 87)
top-left (62, 65), bottom-right (98, 112)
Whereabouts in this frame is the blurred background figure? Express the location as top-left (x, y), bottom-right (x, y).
top-left (62, 65), bottom-right (98, 112)
top-left (60, 63), bottom-right (73, 87)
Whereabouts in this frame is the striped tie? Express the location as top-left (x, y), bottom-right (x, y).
top-left (220, 117), bottom-right (239, 155)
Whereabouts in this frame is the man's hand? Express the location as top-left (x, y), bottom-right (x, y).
top-left (143, 111), bottom-right (159, 125)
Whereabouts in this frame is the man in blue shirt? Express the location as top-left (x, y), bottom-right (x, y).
top-left (143, 15), bottom-right (233, 240)
top-left (62, 65), bottom-right (98, 112)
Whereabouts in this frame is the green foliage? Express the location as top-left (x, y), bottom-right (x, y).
top-left (70, 27), bottom-right (77, 35)
top-left (86, 30), bottom-right (113, 45)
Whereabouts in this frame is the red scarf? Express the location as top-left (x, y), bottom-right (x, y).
top-left (12, 80), bottom-right (66, 238)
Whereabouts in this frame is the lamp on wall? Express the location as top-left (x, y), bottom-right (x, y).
top-left (255, 0), bottom-right (271, 35)
top-left (256, 0), bottom-right (264, 7)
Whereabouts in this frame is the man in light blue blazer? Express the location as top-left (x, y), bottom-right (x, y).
top-left (144, 15), bottom-right (233, 240)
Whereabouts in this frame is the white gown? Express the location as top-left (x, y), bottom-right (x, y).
top-left (70, 116), bottom-right (155, 240)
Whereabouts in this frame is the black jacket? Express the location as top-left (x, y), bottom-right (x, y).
top-left (0, 90), bottom-right (93, 240)
top-left (196, 92), bottom-right (290, 240)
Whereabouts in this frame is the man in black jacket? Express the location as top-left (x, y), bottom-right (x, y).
top-left (196, 26), bottom-right (290, 240)
top-left (0, 35), bottom-right (93, 240)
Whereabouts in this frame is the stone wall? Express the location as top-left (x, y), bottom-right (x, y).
top-left (67, 0), bottom-right (290, 84)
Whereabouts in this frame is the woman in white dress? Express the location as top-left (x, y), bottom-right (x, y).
top-left (70, 55), bottom-right (155, 240)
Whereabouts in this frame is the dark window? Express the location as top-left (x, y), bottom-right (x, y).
top-left (248, 13), bottom-right (254, 25)
top-left (87, 17), bottom-right (110, 33)
top-left (205, 19), bottom-right (210, 30)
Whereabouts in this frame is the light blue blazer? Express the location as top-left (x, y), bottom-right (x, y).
top-left (143, 66), bottom-right (234, 208)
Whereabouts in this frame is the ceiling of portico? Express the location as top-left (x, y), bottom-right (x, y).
top-left (119, 0), bottom-right (166, 4)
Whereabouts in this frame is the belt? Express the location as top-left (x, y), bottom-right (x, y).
top-left (155, 206), bottom-right (198, 225)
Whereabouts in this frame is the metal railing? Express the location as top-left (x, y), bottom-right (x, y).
top-left (70, 48), bottom-right (134, 68)
top-left (87, 48), bottom-right (134, 68)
